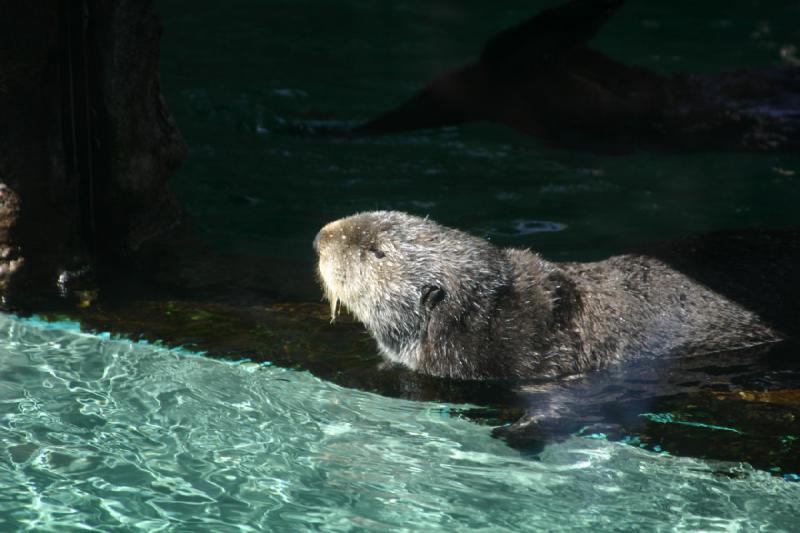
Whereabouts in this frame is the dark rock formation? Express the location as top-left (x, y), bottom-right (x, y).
top-left (0, 0), bottom-right (186, 300)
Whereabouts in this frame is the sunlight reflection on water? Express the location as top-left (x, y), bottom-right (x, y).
top-left (1, 315), bottom-right (799, 531)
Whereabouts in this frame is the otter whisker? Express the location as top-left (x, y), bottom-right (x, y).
top-left (330, 297), bottom-right (341, 323)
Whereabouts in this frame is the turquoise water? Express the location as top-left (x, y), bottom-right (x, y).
top-left (2, 315), bottom-right (799, 531)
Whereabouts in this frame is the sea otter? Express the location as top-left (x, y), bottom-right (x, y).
top-left (314, 211), bottom-right (783, 381)
top-left (354, 0), bottom-right (800, 152)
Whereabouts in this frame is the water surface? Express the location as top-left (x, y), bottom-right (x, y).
top-left (1, 316), bottom-right (799, 531)
top-left (4, 1), bottom-right (800, 530)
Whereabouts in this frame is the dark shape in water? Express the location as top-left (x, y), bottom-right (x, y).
top-left (354, 0), bottom-right (800, 152)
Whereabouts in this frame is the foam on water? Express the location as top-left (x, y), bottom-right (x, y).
top-left (1, 314), bottom-right (798, 532)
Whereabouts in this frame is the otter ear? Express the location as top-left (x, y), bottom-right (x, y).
top-left (420, 285), bottom-right (446, 310)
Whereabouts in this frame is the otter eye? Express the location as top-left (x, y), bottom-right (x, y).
top-left (370, 246), bottom-right (385, 259)
top-left (420, 285), bottom-right (446, 308)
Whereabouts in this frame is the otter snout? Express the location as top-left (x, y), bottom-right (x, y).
top-left (314, 220), bottom-right (348, 322)
top-left (313, 228), bottom-right (322, 254)
top-left (313, 222), bottom-right (339, 255)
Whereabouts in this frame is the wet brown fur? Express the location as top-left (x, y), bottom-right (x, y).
top-left (315, 211), bottom-right (780, 381)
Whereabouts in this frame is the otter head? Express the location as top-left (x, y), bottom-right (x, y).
top-left (314, 211), bottom-right (509, 372)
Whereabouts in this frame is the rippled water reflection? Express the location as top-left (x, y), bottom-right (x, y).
top-left (1, 315), bottom-right (798, 531)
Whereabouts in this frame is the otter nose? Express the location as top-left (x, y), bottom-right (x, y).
top-left (313, 229), bottom-right (323, 254)
top-left (313, 226), bottom-right (328, 253)
top-left (314, 222), bottom-right (340, 253)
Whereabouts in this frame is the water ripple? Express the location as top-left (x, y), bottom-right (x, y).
top-left (0, 315), bottom-right (798, 531)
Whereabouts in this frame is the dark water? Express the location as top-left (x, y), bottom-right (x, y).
top-left (158, 0), bottom-right (800, 268)
top-left (2, 1), bottom-right (800, 530)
